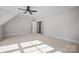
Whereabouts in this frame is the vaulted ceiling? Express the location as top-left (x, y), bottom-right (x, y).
top-left (0, 8), bottom-right (17, 25)
top-left (0, 6), bottom-right (74, 19)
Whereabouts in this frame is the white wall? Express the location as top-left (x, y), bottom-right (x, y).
top-left (3, 14), bottom-right (35, 36)
top-left (0, 8), bottom-right (17, 25)
top-left (0, 8), bottom-right (17, 39)
top-left (0, 26), bottom-right (3, 40)
top-left (43, 7), bottom-right (79, 42)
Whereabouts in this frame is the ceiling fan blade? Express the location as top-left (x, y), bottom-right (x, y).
top-left (18, 8), bottom-right (25, 11)
top-left (29, 12), bottom-right (33, 15)
top-left (31, 10), bottom-right (37, 12)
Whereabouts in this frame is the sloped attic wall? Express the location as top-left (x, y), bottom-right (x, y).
top-left (0, 8), bottom-right (17, 39)
top-left (3, 14), bottom-right (35, 36)
top-left (0, 8), bottom-right (17, 25)
top-left (43, 7), bottom-right (79, 42)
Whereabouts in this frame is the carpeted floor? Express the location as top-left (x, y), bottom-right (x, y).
top-left (0, 33), bottom-right (79, 53)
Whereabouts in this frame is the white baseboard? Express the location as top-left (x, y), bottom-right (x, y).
top-left (4, 32), bottom-right (31, 37)
top-left (4, 32), bottom-right (79, 43)
top-left (44, 33), bottom-right (79, 43)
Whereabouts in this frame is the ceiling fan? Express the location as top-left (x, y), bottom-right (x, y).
top-left (18, 6), bottom-right (37, 15)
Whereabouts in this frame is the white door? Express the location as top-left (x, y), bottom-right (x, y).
top-left (32, 21), bottom-right (37, 33)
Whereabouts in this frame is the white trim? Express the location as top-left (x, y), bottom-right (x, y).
top-left (4, 32), bottom-right (30, 37)
top-left (44, 33), bottom-right (79, 43)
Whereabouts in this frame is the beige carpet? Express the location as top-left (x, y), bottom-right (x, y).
top-left (0, 33), bottom-right (79, 53)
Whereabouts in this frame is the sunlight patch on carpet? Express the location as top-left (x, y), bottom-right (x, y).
top-left (0, 40), bottom-right (55, 53)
